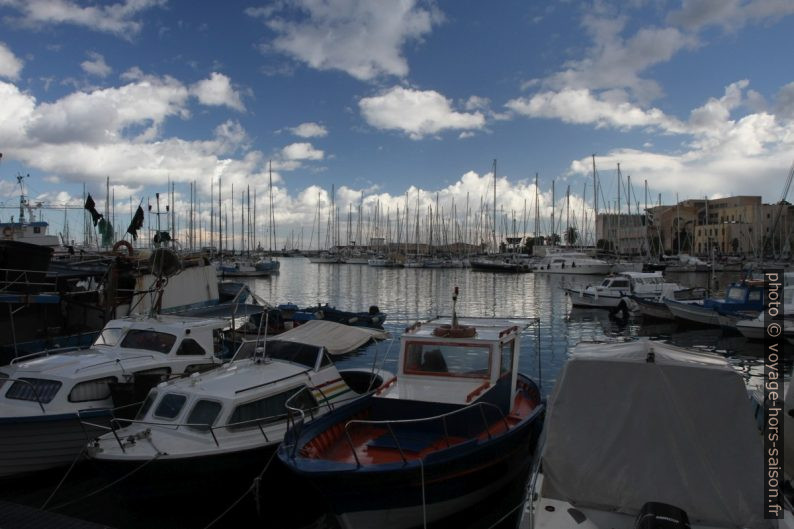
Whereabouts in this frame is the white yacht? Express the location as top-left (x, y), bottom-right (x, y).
top-left (520, 340), bottom-right (771, 529)
top-left (564, 272), bottom-right (693, 309)
top-left (0, 314), bottom-right (229, 477)
top-left (532, 252), bottom-right (610, 275)
top-left (86, 339), bottom-right (392, 492)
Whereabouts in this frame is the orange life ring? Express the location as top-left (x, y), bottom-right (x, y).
top-left (432, 324), bottom-right (476, 338)
top-left (112, 239), bottom-right (134, 256)
top-left (2, 227), bottom-right (11, 237)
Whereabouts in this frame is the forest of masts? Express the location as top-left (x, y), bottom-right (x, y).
top-left (53, 159), bottom-right (663, 256)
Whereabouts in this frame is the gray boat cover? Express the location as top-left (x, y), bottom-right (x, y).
top-left (541, 340), bottom-right (771, 529)
top-left (276, 320), bottom-right (390, 355)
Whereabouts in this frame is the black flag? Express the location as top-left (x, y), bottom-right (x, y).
top-left (127, 205), bottom-right (145, 240)
top-left (84, 194), bottom-right (103, 226)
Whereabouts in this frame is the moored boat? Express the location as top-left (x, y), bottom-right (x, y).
top-left (520, 340), bottom-right (771, 529)
top-left (278, 292), bottom-right (544, 529)
top-left (564, 271), bottom-right (694, 309)
top-left (86, 338), bottom-right (392, 495)
top-left (665, 280), bottom-right (764, 326)
top-left (0, 314), bottom-right (230, 478)
top-left (532, 252), bottom-right (610, 275)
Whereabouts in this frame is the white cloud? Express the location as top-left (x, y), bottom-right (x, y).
top-left (80, 52), bottom-right (111, 78)
top-left (506, 88), bottom-right (686, 133)
top-left (249, 0), bottom-right (442, 81)
top-left (281, 142), bottom-right (324, 161)
top-left (0, 42), bottom-right (23, 80)
top-left (359, 86), bottom-right (485, 140)
top-left (190, 72), bottom-right (246, 112)
top-left (1, 0), bottom-right (166, 38)
top-left (668, 0), bottom-right (794, 31)
top-left (289, 122), bottom-right (328, 138)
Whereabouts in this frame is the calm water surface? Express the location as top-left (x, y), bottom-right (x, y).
top-left (7, 257), bottom-right (786, 529)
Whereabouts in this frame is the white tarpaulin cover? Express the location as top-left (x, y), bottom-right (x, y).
top-left (541, 340), bottom-right (771, 529)
top-left (276, 320), bottom-right (390, 355)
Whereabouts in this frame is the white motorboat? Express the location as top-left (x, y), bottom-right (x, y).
top-left (86, 338), bottom-right (392, 494)
top-left (532, 252), bottom-right (610, 275)
top-left (520, 340), bottom-right (771, 529)
top-left (564, 272), bottom-right (692, 309)
top-left (0, 314), bottom-right (230, 477)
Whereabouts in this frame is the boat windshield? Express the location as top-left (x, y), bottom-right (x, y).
top-left (120, 330), bottom-right (177, 354)
top-left (404, 342), bottom-right (491, 378)
top-left (94, 328), bottom-right (124, 347)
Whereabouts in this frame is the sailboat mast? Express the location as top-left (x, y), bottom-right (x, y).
top-left (492, 159), bottom-right (497, 253)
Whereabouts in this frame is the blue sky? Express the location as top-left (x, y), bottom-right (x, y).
top-left (0, 0), bottom-right (793, 248)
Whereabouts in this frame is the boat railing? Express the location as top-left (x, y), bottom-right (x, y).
top-left (0, 377), bottom-right (47, 412)
top-left (0, 266), bottom-right (59, 292)
top-left (73, 353), bottom-right (158, 374)
top-left (9, 345), bottom-right (85, 364)
top-left (341, 401), bottom-right (510, 468)
top-left (99, 391), bottom-right (373, 454)
top-left (284, 385), bottom-right (373, 444)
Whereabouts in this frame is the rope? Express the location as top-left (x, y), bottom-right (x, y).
top-left (419, 458), bottom-right (427, 529)
top-left (41, 447), bottom-right (86, 509)
top-left (46, 452), bottom-right (162, 512)
top-left (202, 449), bottom-right (277, 529)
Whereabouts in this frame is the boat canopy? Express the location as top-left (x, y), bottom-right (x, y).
top-left (276, 320), bottom-right (390, 355)
top-left (540, 340), bottom-right (771, 529)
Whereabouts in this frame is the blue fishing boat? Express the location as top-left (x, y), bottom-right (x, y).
top-left (277, 291), bottom-right (544, 529)
top-left (664, 280), bottom-right (764, 326)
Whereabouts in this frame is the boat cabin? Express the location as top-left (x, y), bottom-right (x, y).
top-left (597, 271), bottom-right (664, 294)
top-left (383, 317), bottom-right (532, 414)
top-left (704, 281), bottom-right (764, 312)
top-left (0, 315), bottom-right (230, 415)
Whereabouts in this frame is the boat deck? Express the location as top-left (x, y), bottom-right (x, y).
top-left (301, 386), bottom-right (538, 464)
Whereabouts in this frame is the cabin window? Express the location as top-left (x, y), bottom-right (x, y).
top-left (404, 342), bottom-right (491, 378)
top-left (153, 393), bottom-right (187, 420)
top-left (319, 351), bottom-right (333, 368)
top-left (748, 290), bottom-right (762, 302)
top-left (600, 279), bottom-right (610, 287)
top-left (212, 329), bottom-right (225, 355)
top-left (176, 338), bottom-right (207, 356)
top-left (33, 227), bottom-right (41, 234)
top-left (227, 386), bottom-right (313, 430)
top-left (121, 330), bottom-right (177, 354)
top-left (726, 287), bottom-right (746, 302)
top-left (5, 378), bottom-right (62, 403)
top-left (68, 376), bottom-right (117, 402)
top-left (94, 328), bottom-right (123, 346)
top-left (500, 340), bottom-right (515, 377)
top-left (136, 391), bottom-right (157, 420)
top-left (186, 400), bottom-right (223, 432)
top-left (611, 280), bottom-right (630, 289)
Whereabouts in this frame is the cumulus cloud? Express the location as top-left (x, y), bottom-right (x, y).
top-left (80, 52), bottom-right (112, 78)
top-left (1, 0), bottom-right (166, 38)
top-left (190, 72), bottom-right (246, 111)
top-left (506, 88), bottom-right (686, 133)
top-left (288, 122), bottom-right (328, 138)
top-left (281, 142), bottom-right (324, 161)
top-left (359, 86), bottom-right (485, 139)
top-left (248, 0), bottom-right (442, 81)
top-left (0, 42), bottom-right (23, 80)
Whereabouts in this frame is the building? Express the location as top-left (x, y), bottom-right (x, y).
top-left (595, 213), bottom-right (648, 255)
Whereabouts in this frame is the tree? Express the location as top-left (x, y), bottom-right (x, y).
top-left (564, 226), bottom-right (578, 246)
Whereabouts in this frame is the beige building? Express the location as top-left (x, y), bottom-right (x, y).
top-left (595, 213), bottom-right (647, 255)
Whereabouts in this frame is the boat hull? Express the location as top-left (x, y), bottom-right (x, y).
top-left (534, 264), bottom-right (610, 275)
top-left (564, 289), bottom-right (623, 309)
top-left (0, 410), bottom-right (110, 478)
top-left (628, 296), bottom-right (675, 320)
top-left (665, 300), bottom-right (721, 326)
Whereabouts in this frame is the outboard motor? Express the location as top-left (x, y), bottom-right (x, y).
top-left (634, 502), bottom-right (690, 529)
top-left (368, 305), bottom-right (380, 315)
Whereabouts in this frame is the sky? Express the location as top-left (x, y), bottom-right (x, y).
top-left (0, 0), bottom-right (793, 249)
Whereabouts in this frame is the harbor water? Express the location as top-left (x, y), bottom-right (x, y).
top-left (4, 257), bottom-right (786, 529)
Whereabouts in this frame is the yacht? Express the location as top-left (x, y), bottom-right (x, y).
top-left (0, 314), bottom-right (230, 477)
top-left (532, 252), bottom-right (610, 275)
top-left (564, 272), bottom-right (697, 309)
top-left (520, 340), bottom-right (770, 529)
